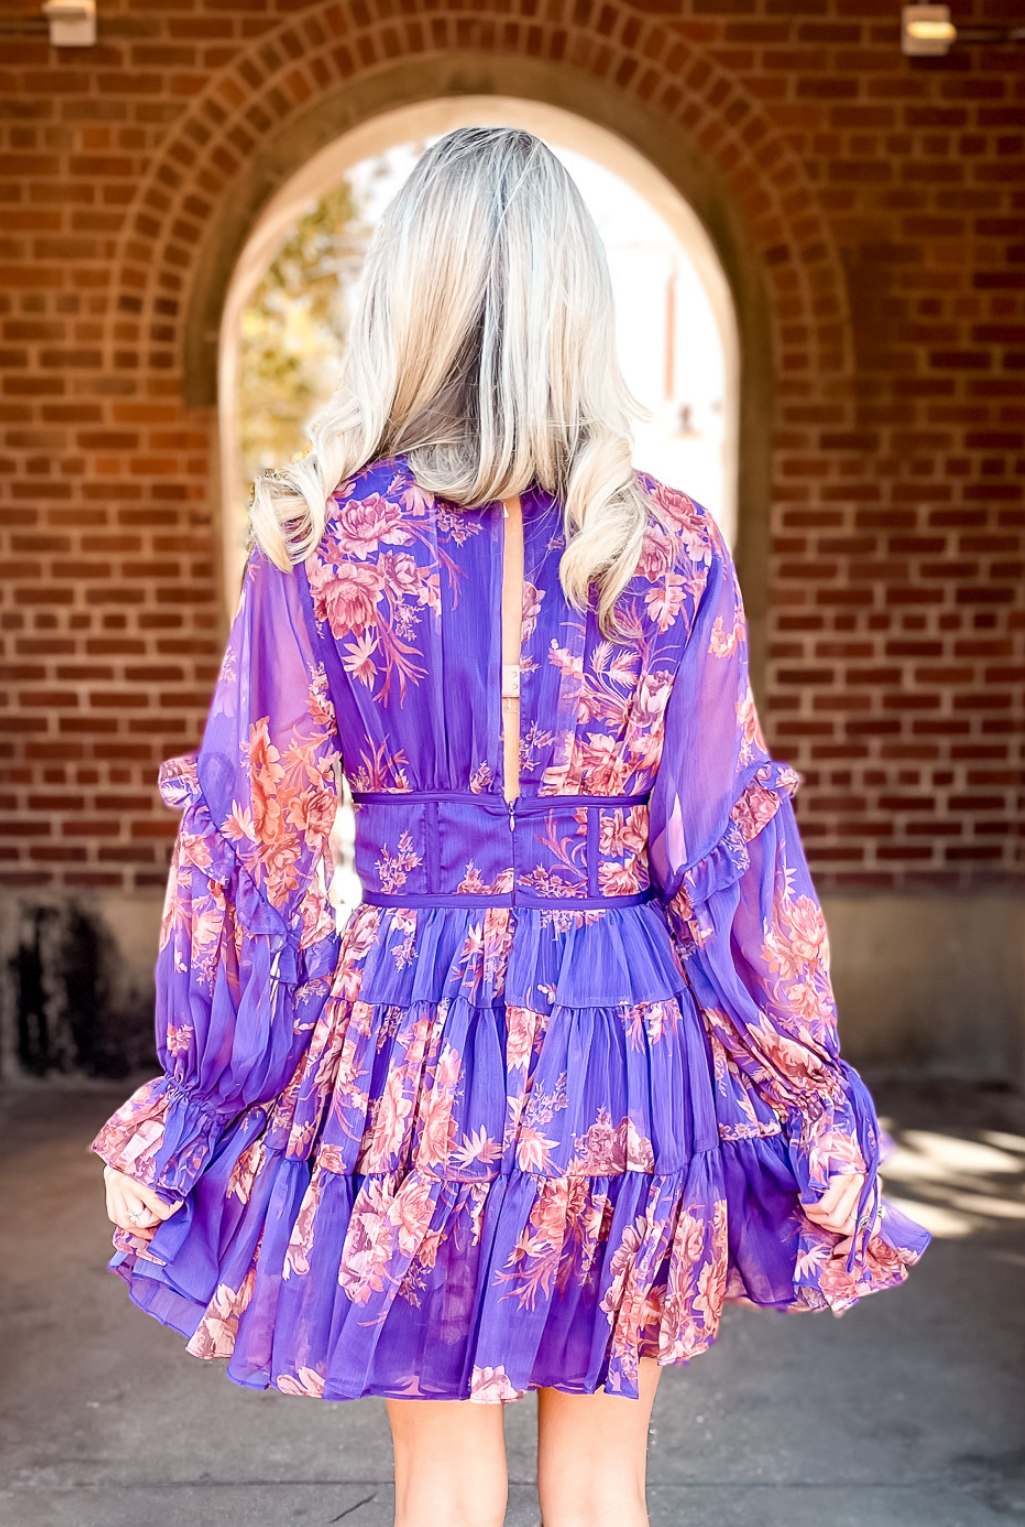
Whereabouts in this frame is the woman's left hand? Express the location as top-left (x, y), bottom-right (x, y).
top-left (803, 1169), bottom-right (867, 1242)
top-left (103, 1164), bottom-right (183, 1241)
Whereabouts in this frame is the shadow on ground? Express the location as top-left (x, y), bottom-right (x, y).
top-left (1, 1075), bottom-right (1023, 1527)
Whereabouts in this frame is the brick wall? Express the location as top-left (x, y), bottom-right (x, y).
top-left (0, 0), bottom-right (1022, 931)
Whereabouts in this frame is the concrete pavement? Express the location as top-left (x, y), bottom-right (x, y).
top-left (1, 1075), bottom-right (1023, 1527)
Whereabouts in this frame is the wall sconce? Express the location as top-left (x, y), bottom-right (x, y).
top-left (902, 4), bottom-right (1025, 56)
top-left (902, 5), bottom-right (956, 55)
top-left (41, 0), bottom-right (96, 47)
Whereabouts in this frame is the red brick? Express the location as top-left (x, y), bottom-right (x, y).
top-left (0, 0), bottom-right (1021, 900)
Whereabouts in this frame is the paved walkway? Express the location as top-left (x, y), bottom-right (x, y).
top-left (1, 1076), bottom-right (1023, 1527)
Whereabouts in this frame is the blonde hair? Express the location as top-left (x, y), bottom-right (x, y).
top-left (250, 125), bottom-right (654, 638)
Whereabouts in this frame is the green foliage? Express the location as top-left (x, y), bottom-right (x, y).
top-left (237, 181), bottom-right (367, 489)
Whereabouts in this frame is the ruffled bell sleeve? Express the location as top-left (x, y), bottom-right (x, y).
top-left (647, 513), bottom-right (931, 1313)
top-left (90, 548), bottom-right (342, 1206)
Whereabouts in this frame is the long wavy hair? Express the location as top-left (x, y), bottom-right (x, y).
top-left (250, 125), bottom-right (654, 638)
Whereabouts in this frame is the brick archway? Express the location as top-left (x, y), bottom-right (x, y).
top-left (116, 16), bottom-right (854, 398)
top-left (4, 0), bottom-right (1023, 1081)
top-left (107, 15), bottom-right (857, 688)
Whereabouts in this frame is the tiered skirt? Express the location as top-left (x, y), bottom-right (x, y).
top-left (102, 895), bottom-right (919, 1402)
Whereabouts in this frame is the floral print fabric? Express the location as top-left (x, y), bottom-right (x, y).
top-left (91, 456), bottom-right (930, 1403)
top-left (348, 789), bottom-right (653, 906)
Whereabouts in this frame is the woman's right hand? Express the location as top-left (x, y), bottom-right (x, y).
top-left (803, 1169), bottom-right (887, 1261)
top-left (102, 1165), bottom-right (183, 1240)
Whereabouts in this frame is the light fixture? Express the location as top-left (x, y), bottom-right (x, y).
top-left (902, 5), bottom-right (956, 55)
top-left (41, 0), bottom-right (96, 48)
top-left (902, 4), bottom-right (1025, 56)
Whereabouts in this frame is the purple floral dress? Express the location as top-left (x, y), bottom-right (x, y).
top-left (91, 455), bottom-right (931, 1404)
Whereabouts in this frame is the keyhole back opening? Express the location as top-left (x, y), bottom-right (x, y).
top-left (500, 495), bottom-right (524, 804)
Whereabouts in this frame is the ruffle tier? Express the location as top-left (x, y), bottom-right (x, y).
top-left (110, 1152), bottom-right (728, 1403)
top-left (96, 894), bottom-right (929, 1403)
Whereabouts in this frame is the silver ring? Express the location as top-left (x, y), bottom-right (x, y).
top-left (127, 1209), bottom-right (144, 1223)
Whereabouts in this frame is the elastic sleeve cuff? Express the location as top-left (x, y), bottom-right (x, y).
top-left (90, 1074), bottom-right (234, 1205)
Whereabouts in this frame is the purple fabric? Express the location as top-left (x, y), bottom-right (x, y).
top-left (348, 787), bottom-right (656, 907)
top-left (91, 455), bottom-right (931, 1403)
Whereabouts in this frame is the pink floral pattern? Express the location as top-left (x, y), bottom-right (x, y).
top-left (90, 455), bottom-right (930, 1405)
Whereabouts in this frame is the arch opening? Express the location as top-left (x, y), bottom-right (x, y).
top-left (218, 97), bottom-right (741, 600)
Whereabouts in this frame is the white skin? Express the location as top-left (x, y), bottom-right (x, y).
top-left (101, 491), bottom-right (872, 1526)
top-left (102, 1165), bottom-right (182, 1239)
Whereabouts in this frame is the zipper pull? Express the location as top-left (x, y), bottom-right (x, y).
top-left (508, 796), bottom-right (516, 832)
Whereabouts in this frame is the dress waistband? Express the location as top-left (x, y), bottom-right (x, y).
top-left (348, 789), bottom-right (655, 909)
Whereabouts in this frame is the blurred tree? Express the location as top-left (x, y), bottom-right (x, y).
top-left (238, 181), bottom-right (366, 489)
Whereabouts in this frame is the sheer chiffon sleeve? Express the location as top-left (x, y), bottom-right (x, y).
top-left (90, 548), bottom-right (341, 1205)
top-left (648, 511), bottom-right (931, 1312)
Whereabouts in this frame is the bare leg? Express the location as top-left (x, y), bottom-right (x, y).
top-left (536, 1357), bottom-right (662, 1527)
top-left (386, 1396), bottom-right (509, 1527)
